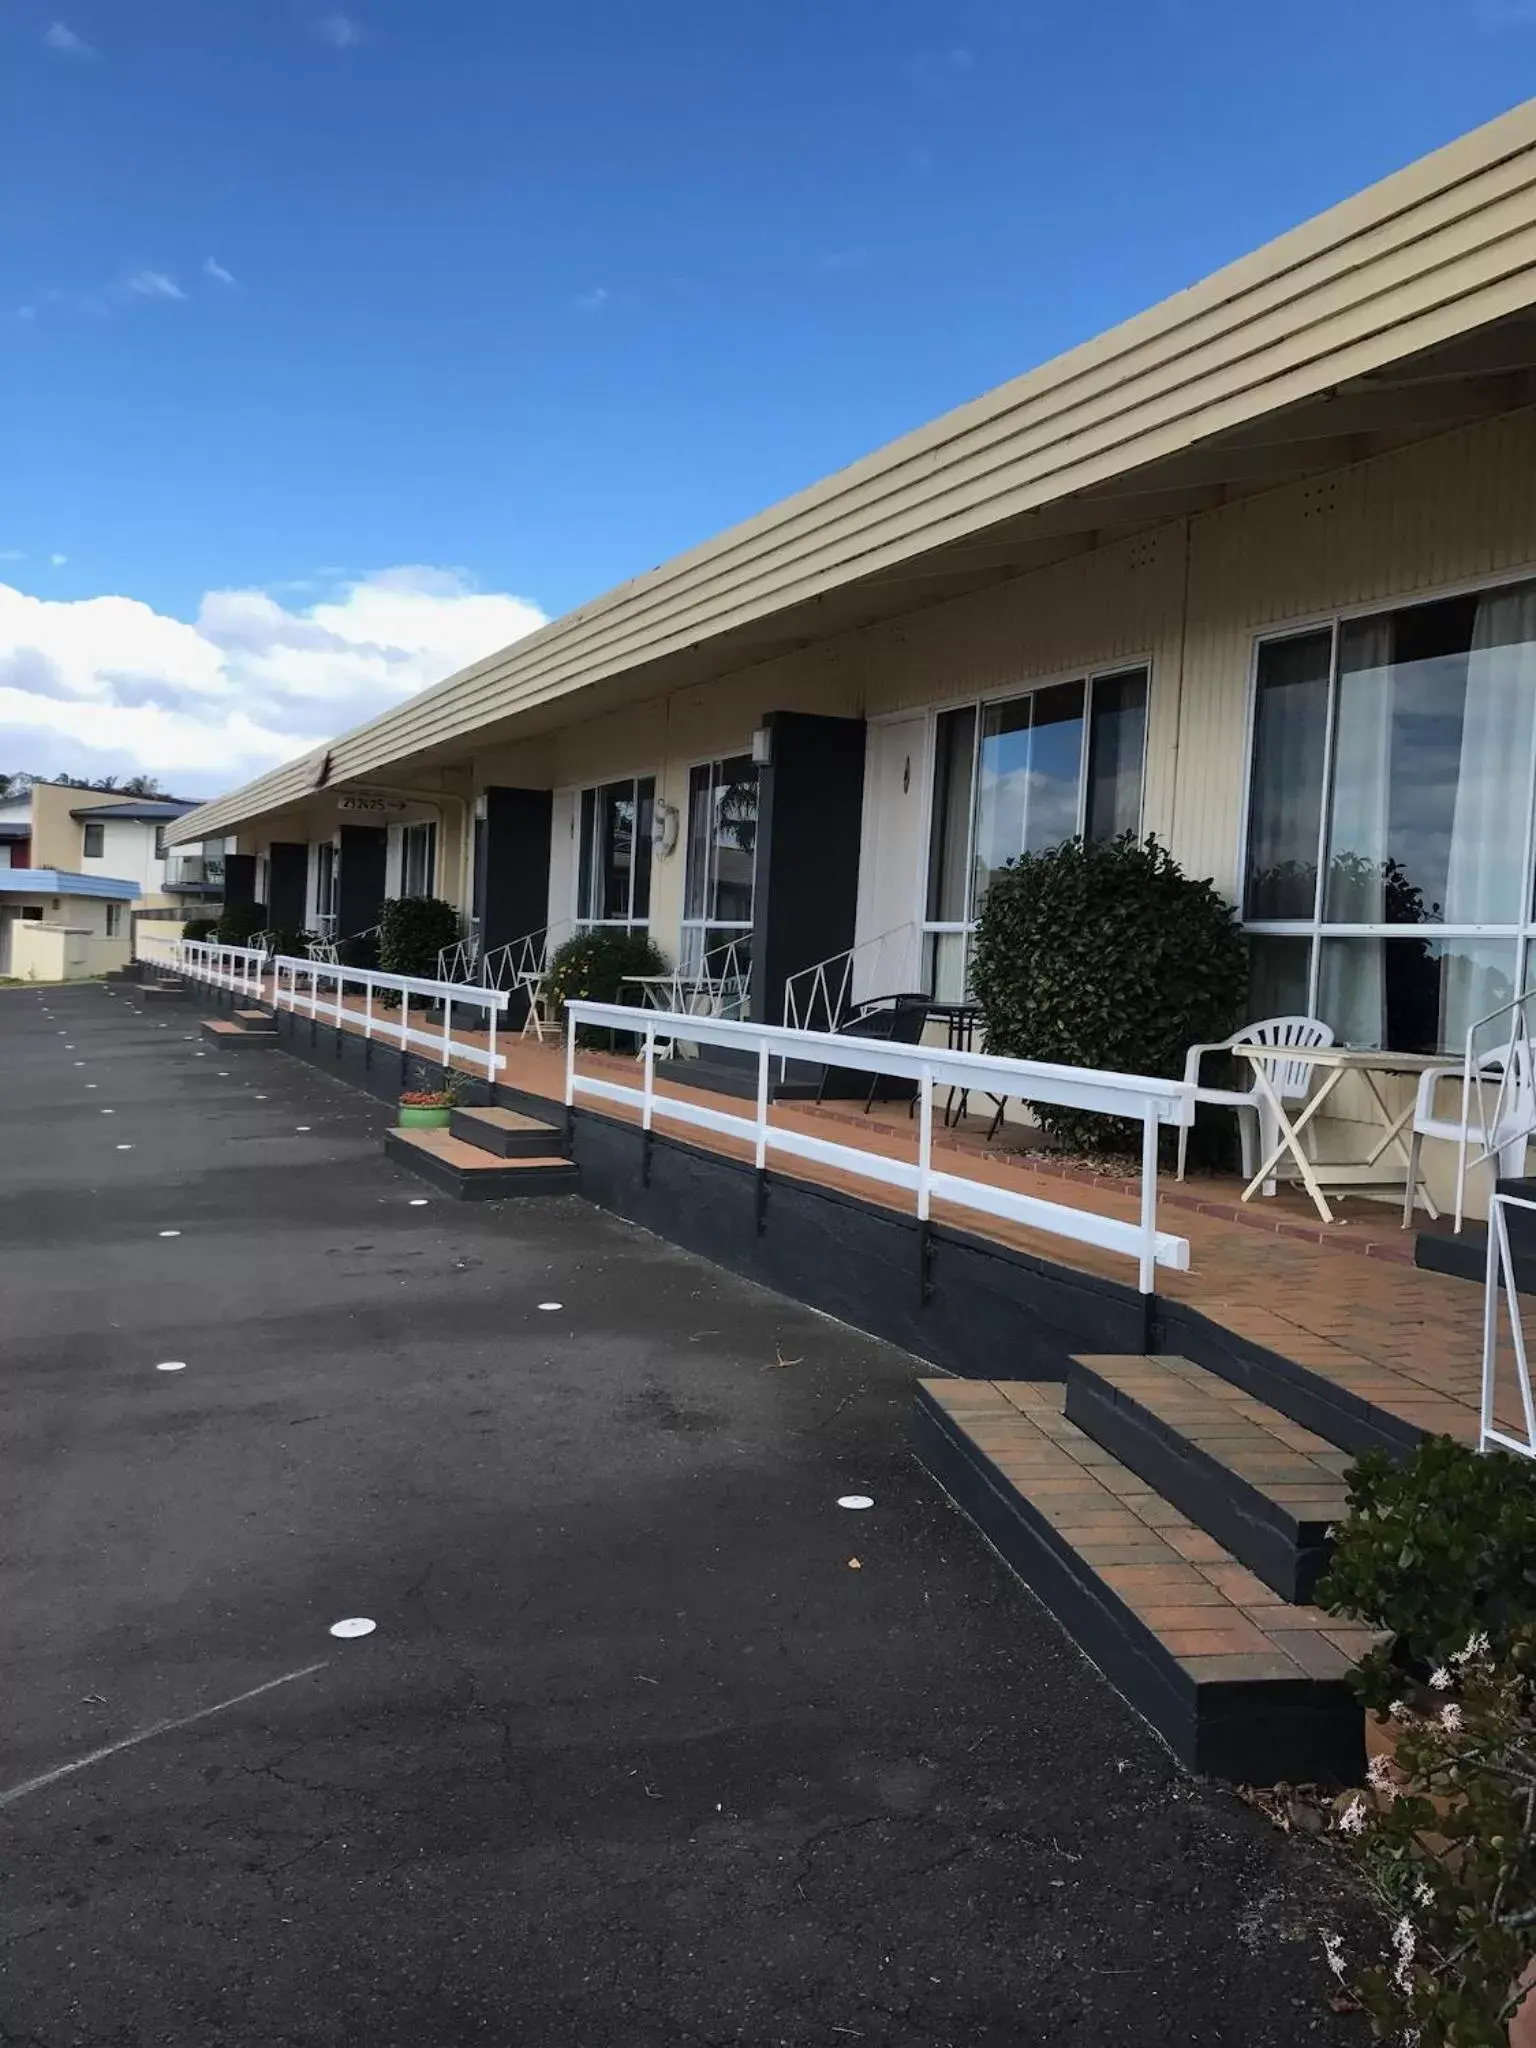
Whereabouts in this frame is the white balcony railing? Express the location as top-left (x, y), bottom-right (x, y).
top-left (173, 939), bottom-right (267, 998)
top-left (564, 1000), bottom-right (1193, 1295)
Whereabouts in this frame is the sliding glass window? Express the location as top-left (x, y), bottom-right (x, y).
top-left (923, 666), bottom-right (1148, 997)
top-left (576, 776), bottom-right (655, 929)
top-left (681, 755), bottom-right (758, 978)
top-left (1243, 574), bottom-right (1536, 1053)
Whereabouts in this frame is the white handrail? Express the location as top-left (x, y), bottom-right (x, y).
top-left (783, 923), bottom-right (921, 1033)
top-left (564, 999), bottom-right (1192, 1294)
top-left (1482, 1190), bottom-right (1536, 1459)
top-left (269, 954), bottom-right (509, 1080)
top-left (175, 939), bottom-right (268, 999)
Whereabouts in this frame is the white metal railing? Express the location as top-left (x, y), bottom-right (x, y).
top-left (438, 935), bottom-right (481, 983)
top-left (625, 937), bottom-right (751, 1025)
top-left (1451, 990), bottom-right (1536, 1232)
top-left (564, 1000), bottom-right (1193, 1294)
top-left (478, 924), bottom-right (572, 1042)
top-left (1482, 1190), bottom-right (1536, 1459)
top-left (174, 939), bottom-right (268, 999)
top-left (783, 923), bottom-right (922, 1034)
top-left (270, 954), bottom-right (509, 1080)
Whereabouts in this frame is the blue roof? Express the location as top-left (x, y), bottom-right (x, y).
top-left (0, 869), bottom-right (140, 901)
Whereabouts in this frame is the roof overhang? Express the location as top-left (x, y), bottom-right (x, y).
top-left (0, 870), bottom-right (141, 900)
top-left (169, 97), bottom-right (1536, 849)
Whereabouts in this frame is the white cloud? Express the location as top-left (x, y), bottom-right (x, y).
top-left (44, 20), bottom-right (95, 56)
top-left (124, 270), bottom-right (184, 302)
top-left (0, 550), bottom-right (24, 563)
top-left (0, 566), bottom-right (547, 792)
top-left (16, 305), bottom-right (37, 322)
top-left (203, 257), bottom-right (237, 287)
top-left (313, 12), bottom-right (362, 47)
top-left (49, 554), bottom-right (67, 567)
top-left (574, 286), bottom-right (610, 312)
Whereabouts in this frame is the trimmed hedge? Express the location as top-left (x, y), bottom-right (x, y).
top-left (969, 832), bottom-right (1247, 1154)
top-left (214, 901), bottom-right (268, 945)
top-left (545, 927), bottom-right (667, 1045)
top-left (378, 896), bottom-right (460, 981)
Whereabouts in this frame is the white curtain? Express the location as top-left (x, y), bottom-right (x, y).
top-left (1325, 618), bottom-right (1393, 1043)
top-left (1444, 581), bottom-right (1536, 927)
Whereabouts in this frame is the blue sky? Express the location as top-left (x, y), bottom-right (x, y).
top-left (0, 0), bottom-right (1530, 789)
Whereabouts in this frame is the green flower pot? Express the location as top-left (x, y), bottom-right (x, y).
top-left (397, 1104), bottom-right (452, 1130)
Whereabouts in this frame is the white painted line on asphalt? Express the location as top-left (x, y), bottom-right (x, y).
top-left (155, 1361), bottom-right (187, 1372)
top-left (115, 1144), bottom-right (133, 1152)
top-left (295, 1126), bottom-right (311, 1132)
top-left (74, 1061), bottom-right (85, 1067)
top-left (837, 1495), bottom-right (875, 1511)
top-left (328, 1618), bottom-right (376, 1639)
top-left (159, 1230), bottom-right (181, 1238)
top-left (408, 1197), bottom-right (429, 1207)
top-left (86, 1084), bottom-right (98, 1090)
top-left (0, 1662), bottom-right (331, 1811)
top-left (100, 1108), bottom-right (114, 1114)
top-left (64, 1043), bottom-right (74, 1049)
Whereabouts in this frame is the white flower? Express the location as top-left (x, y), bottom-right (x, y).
top-left (1414, 1878), bottom-right (1435, 1908)
top-left (1439, 1702), bottom-right (1464, 1733)
top-left (1337, 1796), bottom-right (1369, 1836)
top-left (1389, 1698), bottom-right (1412, 1721)
top-left (1393, 1915), bottom-right (1418, 1993)
top-left (1429, 1665), bottom-right (1453, 1691)
top-left (1321, 1931), bottom-right (1348, 1982)
top-left (1452, 1630), bottom-right (1490, 1666)
top-left (1367, 1752), bottom-right (1397, 1793)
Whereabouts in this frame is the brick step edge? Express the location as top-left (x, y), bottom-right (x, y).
top-left (449, 1107), bottom-right (567, 1159)
top-left (382, 1130), bottom-right (579, 1202)
top-left (1063, 1363), bottom-right (1337, 1604)
top-left (911, 1385), bottom-right (1362, 1784)
top-left (200, 1019), bottom-right (277, 1046)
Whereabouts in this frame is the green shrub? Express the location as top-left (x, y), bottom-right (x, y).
top-left (968, 832), bottom-right (1247, 1153)
top-left (377, 897), bottom-right (460, 981)
top-left (544, 928), bottom-right (667, 1045)
top-left (1318, 1436), bottom-right (1536, 1714)
top-left (215, 901), bottom-right (268, 946)
top-left (262, 927), bottom-right (313, 961)
top-left (180, 917), bottom-right (217, 943)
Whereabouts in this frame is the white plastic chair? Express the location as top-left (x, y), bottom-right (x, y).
top-left (1404, 1043), bottom-right (1536, 1230)
top-left (1176, 1016), bottom-right (1335, 1186)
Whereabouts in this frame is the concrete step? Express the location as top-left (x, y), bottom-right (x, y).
top-left (1064, 1355), bottom-right (1349, 1603)
top-left (913, 1378), bottom-right (1367, 1784)
top-left (384, 1126), bottom-right (579, 1202)
top-left (450, 1104), bottom-right (566, 1159)
top-left (200, 1017), bottom-right (276, 1047)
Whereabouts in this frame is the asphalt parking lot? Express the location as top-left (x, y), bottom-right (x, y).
top-left (1, 980), bottom-right (1368, 2047)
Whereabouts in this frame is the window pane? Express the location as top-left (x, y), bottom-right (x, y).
top-left (1085, 668), bottom-right (1147, 842)
top-left (633, 777), bottom-right (655, 922)
top-left (597, 781), bottom-right (635, 921)
top-left (926, 706), bottom-right (975, 922)
top-left (83, 821), bottom-right (104, 857)
top-left (684, 765), bottom-right (712, 922)
top-left (711, 758), bottom-right (758, 924)
top-left (1317, 936), bottom-right (1518, 1054)
top-left (973, 684), bottom-right (1085, 911)
top-left (1024, 682), bottom-right (1086, 853)
top-left (1244, 631), bottom-right (1330, 919)
top-left (1325, 587), bottom-right (1536, 926)
top-left (925, 930), bottom-right (969, 1003)
top-left (577, 790), bottom-right (597, 920)
top-left (1247, 935), bottom-right (1312, 1021)
top-left (972, 696), bottom-right (1031, 909)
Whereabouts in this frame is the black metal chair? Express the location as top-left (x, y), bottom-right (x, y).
top-left (816, 993), bottom-right (931, 1114)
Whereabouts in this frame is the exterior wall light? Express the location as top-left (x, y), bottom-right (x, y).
top-left (651, 801), bottom-right (681, 857)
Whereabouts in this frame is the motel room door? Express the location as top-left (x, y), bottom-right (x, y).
top-left (852, 714), bottom-right (928, 1001)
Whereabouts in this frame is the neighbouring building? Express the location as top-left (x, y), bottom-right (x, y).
top-left (0, 782), bottom-right (230, 979)
top-left (168, 100), bottom-right (1536, 1212)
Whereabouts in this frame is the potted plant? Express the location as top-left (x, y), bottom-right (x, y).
top-left (396, 1064), bottom-right (466, 1131)
top-left (1318, 1437), bottom-right (1536, 1735)
top-left (1315, 1442), bottom-right (1536, 2043)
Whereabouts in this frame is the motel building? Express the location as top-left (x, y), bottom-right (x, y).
top-left (159, 100), bottom-right (1536, 1781)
